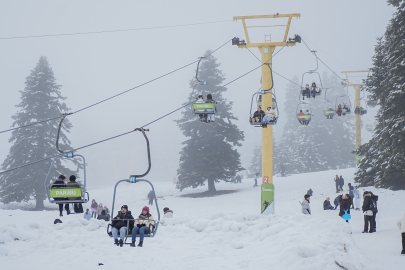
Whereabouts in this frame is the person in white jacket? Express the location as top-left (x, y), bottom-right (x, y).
top-left (397, 213), bottom-right (405, 255)
top-left (302, 194), bottom-right (311, 215)
top-left (353, 188), bottom-right (361, 210)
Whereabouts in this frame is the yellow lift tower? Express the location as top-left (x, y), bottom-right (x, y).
top-left (341, 70), bottom-right (370, 164)
top-left (233, 14), bottom-right (300, 215)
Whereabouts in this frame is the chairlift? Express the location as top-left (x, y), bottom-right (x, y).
top-left (300, 51), bottom-right (324, 100)
top-left (335, 95), bottom-right (352, 116)
top-left (249, 90), bottom-right (279, 128)
top-left (367, 99), bottom-right (378, 108)
top-left (323, 88), bottom-right (334, 119)
top-left (296, 102), bottom-right (312, 126)
top-left (44, 114), bottom-right (89, 205)
top-left (107, 128), bottom-right (160, 243)
top-left (365, 124), bottom-right (373, 132)
top-left (192, 94), bottom-right (218, 123)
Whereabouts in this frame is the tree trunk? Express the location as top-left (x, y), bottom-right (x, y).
top-left (34, 196), bottom-right (45, 210)
top-left (208, 178), bottom-right (216, 193)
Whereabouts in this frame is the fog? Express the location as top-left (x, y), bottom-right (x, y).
top-left (0, 0), bottom-right (394, 188)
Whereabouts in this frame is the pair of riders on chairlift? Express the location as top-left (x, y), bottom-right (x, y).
top-left (354, 106), bottom-right (367, 115)
top-left (252, 106), bottom-right (277, 123)
top-left (52, 174), bottom-right (83, 216)
top-left (111, 205), bottom-right (155, 248)
top-left (195, 94), bottom-right (215, 123)
top-left (324, 106), bottom-right (334, 119)
top-left (302, 82), bottom-right (321, 100)
top-left (336, 103), bottom-right (350, 116)
top-left (297, 110), bottom-right (310, 125)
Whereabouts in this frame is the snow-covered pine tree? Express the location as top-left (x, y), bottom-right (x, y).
top-left (0, 56), bottom-right (80, 209)
top-left (247, 145), bottom-right (261, 178)
top-left (175, 52), bottom-right (244, 192)
top-left (356, 0), bottom-right (405, 190)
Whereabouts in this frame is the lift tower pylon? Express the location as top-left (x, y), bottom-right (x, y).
top-left (233, 13), bottom-right (300, 215)
top-left (341, 70), bottom-right (370, 164)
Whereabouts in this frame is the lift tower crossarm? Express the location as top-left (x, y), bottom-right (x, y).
top-left (233, 14), bottom-right (300, 47)
top-left (233, 13), bottom-right (300, 215)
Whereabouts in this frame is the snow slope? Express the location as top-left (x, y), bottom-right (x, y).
top-left (1, 168), bottom-right (404, 270)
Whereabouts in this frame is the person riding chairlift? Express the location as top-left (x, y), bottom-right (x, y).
top-left (195, 95), bottom-right (205, 121)
top-left (336, 104), bottom-right (342, 116)
top-left (206, 94), bottom-right (215, 123)
top-left (252, 106), bottom-right (265, 123)
top-left (263, 107), bottom-right (276, 123)
top-left (311, 82), bottom-right (318, 98)
top-left (302, 84), bottom-right (311, 100)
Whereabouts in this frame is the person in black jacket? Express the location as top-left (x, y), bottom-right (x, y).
top-left (52, 175), bottom-right (70, 217)
top-left (323, 197), bottom-right (334, 210)
top-left (111, 205), bottom-right (134, 247)
top-left (369, 192), bottom-right (378, 232)
top-left (339, 194), bottom-right (351, 222)
top-left (333, 194), bottom-right (343, 210)
top-left (252, 106), bottom-right (265, 123)
top-left (339, 176), bottom-right (345, 192)
top-left (307, 188), bottom-right (313, 196)
top-left (97, 210), bottom-right (110, 222)
top-left (362, 191), bottom-right (377, 233)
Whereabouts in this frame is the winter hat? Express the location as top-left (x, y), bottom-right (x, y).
top-left (69, 175), bottom-right (76, 181)
top-left (304, 194), bottom-right (310, 199)
top-left (59, 175), bottom-right (66, 180)
top-left (163, 207), bottom-right (169, 212)
top-left (121, 205), bottom-right (128, 210)
top-left (142, 206), bottom-right (150, 213)
top-left (54, 219), bottom-right (62, 224)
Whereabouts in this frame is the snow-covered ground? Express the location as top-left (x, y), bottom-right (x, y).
top-left (1, 168), bottom-right (404, 270)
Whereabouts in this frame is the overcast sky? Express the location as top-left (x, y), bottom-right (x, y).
top-left (0, 0), bottom-right (394, 187)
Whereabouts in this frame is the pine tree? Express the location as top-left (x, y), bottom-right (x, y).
top-left (0, 56), bottom-right (79, 209)
top-left (175, 51), bottom-right (244, 192)
top-left (356, 0), bottom-right (405, 190)
top-left (247, 145), bottom-right (262, 178)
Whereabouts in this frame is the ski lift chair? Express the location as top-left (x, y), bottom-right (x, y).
top-left (192, 95), bottom-right (217, 123)
top-left (249, 91), bottom-right (279, 128)
top-left (296, 102), bottom-right (312, 126)
top-left (106, 128), bottom-right (160, 244)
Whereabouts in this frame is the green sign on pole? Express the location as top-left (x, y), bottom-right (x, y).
top-left (261, 176), bottom-right (274, 215)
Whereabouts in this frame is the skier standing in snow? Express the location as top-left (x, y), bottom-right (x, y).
top-left (353, 187), bottom-right (361, 210)
top-left (397, 213), bottom-right (405, 255)
top-left (339, 176), bottom-right (345, 192)
top-left (334, 175), bottom-right (339, 193)
top-left (370, 191), bottom-right (378, 232)
top-left (339, 194), bottom-right (351, 223)
top-left (147, 190), bottom-right (154, 205)
top-left (302, 194), bottom-right (311, 215)
top-left (253, 173), bottom-right (259, 187)
top-left (91, 199), bottom-right (98, 218)
top-left (97, 203), bottom-right (104, 219)
top-left (307, 188), bottom-right (313, 196)
top-left (362, 191), bottom-right (376, 233)
top-left (131, 206), bottom-right (155, 247)
top-left (348, 183), bottom-right (355, 209)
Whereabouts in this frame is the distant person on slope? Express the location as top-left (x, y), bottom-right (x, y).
top-left (97, 209), bottom-right (110, 221)
top-left (111, 205), bottom-right (134, 247)
top-left (83, 209), bottom-right (91, 221)
top-left (97, 203), bottom-right (104, 219)
top-left (339, 194), bottom-right (352, 222)
top-left (307, 188), bottom-right (313, 197)
top-left (353, 187), bottom-right (361, 210)
top-left (397, 213), bottom-right (405, 255)
top-left (334, 175), bottom-right (339, 193)
top-left (339, 176), bottom-right (345, 192)
top-left (163, 207), bottom-right (173, 218)
top-left (334, 194), bottom-right (343, 210)
top-left (370, 191), bottom-right (378, 232)
top-left (362, 191), bottom-right (376, 233)
top-left (147, 190), bottom-right (154, 206)
top-left (253, 173), bottom-right (259, 187)
top-left (323, 197), bottom-right (334, 210)
top-left (348, 183), bottom-right (355, 209)
top-left (90, 199), bottom-right (98, 218)
top-left (131, 206), bottom-right (155, 247)
top-left (302, 195), bottom-right (311, 215)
